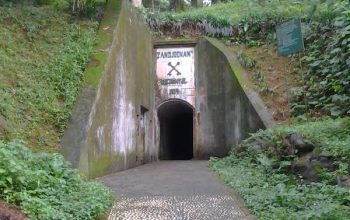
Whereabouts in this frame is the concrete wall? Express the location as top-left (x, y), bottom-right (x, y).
top-left (61, 0), bottom-right (156, 178)
top-left (195, 37), bottom-right (274, 158)
top-left (60, 0), bottom-right (122, 175)
top-left (61, 0), bottom-right (274, 178)
top-left (83, 1), bottom-right (156, 178)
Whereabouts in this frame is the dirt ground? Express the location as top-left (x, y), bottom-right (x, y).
top-left (230, 44), bottom-right (301, 122)
top-left (0, 200), bottom-right (28, 220)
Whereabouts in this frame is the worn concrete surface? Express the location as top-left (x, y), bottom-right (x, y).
top-left (99, 161), bottom-right (254, 220)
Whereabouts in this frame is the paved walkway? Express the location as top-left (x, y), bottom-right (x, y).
top-left (99, 161), bottom-right (254, 220)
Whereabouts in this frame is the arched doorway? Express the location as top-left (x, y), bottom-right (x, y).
top-left (157, 99), bottom-right (194, 160)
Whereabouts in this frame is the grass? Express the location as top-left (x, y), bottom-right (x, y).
top-left (0, 5), bottom-right (98, 151)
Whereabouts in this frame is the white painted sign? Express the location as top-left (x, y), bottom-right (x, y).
top-left (156, 47), bottom-right (195, 106)
top-left (203, 0), bottom-right (212, 7)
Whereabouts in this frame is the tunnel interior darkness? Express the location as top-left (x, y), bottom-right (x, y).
top-left (158, 100), bottom-right (193, 160)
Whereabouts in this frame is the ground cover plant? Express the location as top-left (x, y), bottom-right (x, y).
top-left (0, 140), bottom-right (114, 219)
top-left (0, 5), bottom-right (97, 150)
top-left (295, 5), bottom-right (350, 117)
top-left (211, 155), bottom-right (350, 219)
top-left (210, 118), bottom-right (350, 219)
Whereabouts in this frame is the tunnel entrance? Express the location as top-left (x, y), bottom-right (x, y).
top-left (158, 100), bottom-right (194, 160)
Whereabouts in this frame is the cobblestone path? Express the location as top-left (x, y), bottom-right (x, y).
top-left (99, 161), bottom-right (254, 220)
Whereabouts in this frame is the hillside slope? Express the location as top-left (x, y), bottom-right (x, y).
top-left (0, 3), bottom-right (114, 219)
top-left (0, 5), bottom-right (97, 151)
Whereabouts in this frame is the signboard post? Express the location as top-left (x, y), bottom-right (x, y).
top-left (276, 18), bottom-right (306, 119)
top-left (277, 18), bottom-right (304, 56)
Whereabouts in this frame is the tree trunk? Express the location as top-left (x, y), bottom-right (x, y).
top-left (169, 0), bottom-right (184, 12)
top-left (191, 0), bottom-right (197, 7)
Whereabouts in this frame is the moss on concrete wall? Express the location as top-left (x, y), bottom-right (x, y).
top-left (84, 0), bottom-right (122, 88)
top-left (61, 0), bottom-right (122, 171)
top-left (82, 0), bottom-right (155, 178)
top-left (61, 0), bottom-right (155, 178)
top-left (204, 37), bottom-right (275, 128)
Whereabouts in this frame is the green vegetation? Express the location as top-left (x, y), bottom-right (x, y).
top-left (1, 0), bottom-right (100, 17)
top-left (0, 3), bottom-right (114, 218)
top-left (297, 7), bottom-right (350, 117)
top-left (233, 117), bottom-right (350, 165)
top-left (143, 0), bottom-right (350, 117)
top-left (144, 0), bottom-right (318, 39)
top-left (236, 51), bottom-right (271, 95)
top-left (211, 155), bottom-right (349, 219)
top-left (0, 5), bottom-right (97, 150)
top-left (210, 118), bottom-right (350, 219)
top-left (0, 140), bottom-right (113, 219)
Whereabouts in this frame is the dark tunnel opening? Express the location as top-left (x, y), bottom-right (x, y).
top-left (158, 100), bottom-right (193, 160)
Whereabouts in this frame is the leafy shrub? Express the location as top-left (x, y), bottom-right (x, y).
top-left (294, 3), bottom-right (350, 117)
top-left (0, 140), bottom-right (113, 219)
top-left (210, 118), bottom-right (350, 219)
top-left (210, 155), bottom-right (350, 220)
top-left (235, 117), bottom-right (350, 162)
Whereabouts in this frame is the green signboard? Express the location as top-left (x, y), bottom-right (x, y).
top-left (276, 19), bottom-right (304, 56)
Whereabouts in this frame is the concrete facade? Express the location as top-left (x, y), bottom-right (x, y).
top-left (195, 38), bottom-right (273, 158)
top-left (61, 0), bottom-right (274, 178)
top-left (62, 0), bottom-right (156, 178)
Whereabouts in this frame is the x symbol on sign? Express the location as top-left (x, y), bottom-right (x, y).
top-left (167, 62), bottom-right (181, 76)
